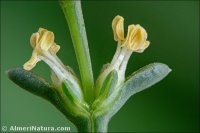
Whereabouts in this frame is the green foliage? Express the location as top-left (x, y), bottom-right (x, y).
top-left (93, 63), bottom-right (171, 119)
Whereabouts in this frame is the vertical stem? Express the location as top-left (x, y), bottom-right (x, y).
top-left (92, 116), bottom-right (109, 132)
top-left (76, 114), bottom-right (109, 133)
top-left (59, 0), bottom-right (94, 104)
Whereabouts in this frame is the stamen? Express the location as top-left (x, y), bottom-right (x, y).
top-left (109, 15), bottom-right (150, 85)
top-left (98, 16), bottom-right (150, 96)
top-left (23, 28), bottom-right (83, 100)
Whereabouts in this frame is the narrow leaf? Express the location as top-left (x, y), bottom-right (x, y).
top-left (123, 63), bottom-right (171, 97)
top-left (7, 68), bottom-right (90, 128)
top-left (99, 70), bottom-right (118, 98)
top-left (97, 63), bottom-right (171, 118)
top-left (92, 70), bottom-right (118, 109)
top-left (7, 68), bottom-right (71, 115)
top-left (7, 67), bottom-right (55, 101)
top-left (62, 80), bottom-right (84, 103)
top-left (62, 82), bottom-right (75, 102)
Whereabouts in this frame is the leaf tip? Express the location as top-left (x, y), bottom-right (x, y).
top-left (6, 67), bottom-right (22, 80)
top-left (151, 62), bottom-right (172, 76)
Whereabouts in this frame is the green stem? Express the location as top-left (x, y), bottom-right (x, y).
top-left (92, 116), bottom-right (109, 132)
top-left (59, 0), bottom-right (94, 104)
top-left (76, 114), bottom-right (109, 133)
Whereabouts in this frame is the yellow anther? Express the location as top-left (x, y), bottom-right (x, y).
top-left (136, 41), bottom-right (150, 53)
top-left (123, 24), bottom-right (149, 52)
top-left (112, 15), bottom-right (150, 53)
top-left (23, 51), bottom-right (39, 70)
top-left (112, 15), bottom-right (124, 41)
top-left (23, 28), bottom-right (60, 70)
top-left (50, 43), bottom-right (60, 53)
top-left (39, 31), bottom-right (54, 51)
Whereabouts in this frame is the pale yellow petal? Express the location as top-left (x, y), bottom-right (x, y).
top-left (132, 25), bottom-right (148, 51)
top-left (135, 25), bottom-right (147, 47)
top-left (39, 31), bottom-right (54, 51)
top-left (122, 24), bottom-right (149, 52)
top-left (30, 33), bottom-right (39, 48)
top-left (142, 41), bottom-right (150, 50)
top-left (38, 28), bottom-right (47, 42)
top-left (23, 51), bottom-right (39, 70)
top-left (38, 28), bottom-right (47, 36)
top-left (50, 43), bottom-right (60, 54)
top-left (136, 41), bottom-right (150, 53)
top-left (130, 25), bottom-right (144, 50)
top-left (112, 15), bottom-right (124, 41)
top-left (122, 24), bottom-right (136, 47)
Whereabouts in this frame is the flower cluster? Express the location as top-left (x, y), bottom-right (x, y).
top-left (23, 15), bottom-right (150, 101)
top-left (23, 28), bottom-right (83, 101)
top-left (95, 15), bottom-right (150, 96)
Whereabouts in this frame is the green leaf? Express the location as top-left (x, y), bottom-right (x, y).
top-left (123, 63), bottom-right (171, 97)
top-left (7, 68), bottom-right (70, 117)
top-left (92, 70), bottom-right (118, 110)
top-left (7, 67), bottom-right (55, 101)
top-left (62, 80), bottom-right (83, 103)
top-left (60, 0), bottom-right (94, 104)
top-left (7, 68), bottom-right (91, 130)
top-left (96, 63), bottom-right (171, 118)
top-left (99, 70), bottom-right (118, 99)
top-left (62, 82), bottom-right (75, 102)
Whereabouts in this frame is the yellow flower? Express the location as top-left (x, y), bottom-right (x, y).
top-left (23, 28), bottom-right (60, 70)
top-left (112, 15), bottom-right (150, 53)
